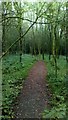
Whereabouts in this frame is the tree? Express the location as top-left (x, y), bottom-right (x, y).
top-left (65, 2), bottom-right (68, 62)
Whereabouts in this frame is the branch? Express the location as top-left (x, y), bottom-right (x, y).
top-left (1, 16), bottom-right (50, 24)
top-left (0, 3), bottom-right (46, 59)
top-left (1, 16), bottom-right (62, 26)
top-left (0, 3), bottom-right (62, 25)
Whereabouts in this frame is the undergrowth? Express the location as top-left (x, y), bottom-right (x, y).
top-left (1, 54), bottom-right (67, 119)
top-left (42, 55), bottom-right (67, 119)
top-left (2, 54), bottom-right (36, 120)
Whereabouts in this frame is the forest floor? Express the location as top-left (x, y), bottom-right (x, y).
top-left (13, 60), bottom-right (51, 119)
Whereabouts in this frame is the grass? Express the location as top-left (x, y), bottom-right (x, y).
top-left (2, 54), bottom-right (67, 119)
top-left (2, 54), bottom-right (37, 119)
top-left (42, 55), bottom-right (67, 119)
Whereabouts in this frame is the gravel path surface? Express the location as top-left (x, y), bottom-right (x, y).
top-left (13, 61), bottom-right (50, 119)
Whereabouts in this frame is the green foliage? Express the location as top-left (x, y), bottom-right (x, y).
top-left (2, 54), bottom-right (36, 119)
top-left (1, 1), bottom-right (67, 119)
top-left (42, 103), bottom-right (66, 119)
top-left (42, 55), bottom-right (66, 119)
top-left (2, 2), bottom-right (66, 56)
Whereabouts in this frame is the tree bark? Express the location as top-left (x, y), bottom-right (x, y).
top-left (19, 2), bottom-right (22, 63)
top-left (66, 2), bottom-right (68, 62)
top-left (52, 24), bottom-right (57, 78)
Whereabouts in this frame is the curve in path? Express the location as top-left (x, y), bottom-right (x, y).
top-left (13, 61), bottom-right (50, 119)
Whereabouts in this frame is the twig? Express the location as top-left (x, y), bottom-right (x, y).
top-left (0, 3), bottom-right (50, 59)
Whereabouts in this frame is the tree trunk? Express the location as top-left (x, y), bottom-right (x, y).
top-left (19, 2), bottom-right (22, 63)
top-left (52, 24), bottom-right (57, 78)
top-left (2, 3), bottom-right (5, 52)
top-left (42, 51), bottom-right (44, 60)
top-left (66, 2), bottom-right (68, 62)
top-left (48, 24), bottom-right (52, 60)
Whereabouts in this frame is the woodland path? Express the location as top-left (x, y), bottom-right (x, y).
top-left (13, 61), bottom-right (50, 119)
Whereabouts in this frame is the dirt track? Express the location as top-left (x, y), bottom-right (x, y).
top-left (13, 61), bottom-right (50, 119)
